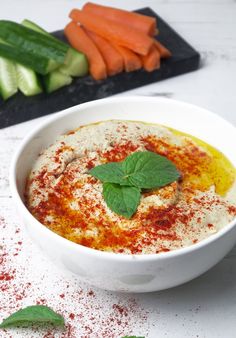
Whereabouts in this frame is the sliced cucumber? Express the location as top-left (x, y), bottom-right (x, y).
top-left (22, 19), bottom-right (49, 35)
top-left (22, 19), bottom-right (67, 48)
top-left (60, 48), bottom-right (88, 77)
top-left (22, 19), bottom-right (89, 77)
top-left (0, 43), bottom-right (60, 75)
top-left (0, 56), bottom-right (18, 100)
top-left (43, 70), bottom-right (72, 93)
top-left (16, 64), bottom-right (42, 96)
top-left (0, 20), bottom-right (69, 64)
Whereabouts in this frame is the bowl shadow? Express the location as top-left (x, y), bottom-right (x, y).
top-left (137, 245), bottom-right (236, 310)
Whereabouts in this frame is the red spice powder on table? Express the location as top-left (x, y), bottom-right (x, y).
top-left (1, 213), bottom-right (150, 337)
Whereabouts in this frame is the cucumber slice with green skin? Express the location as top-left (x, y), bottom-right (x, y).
top-left (0, 20), bottom-right (69, 64)
top-left (22, 19), bottom-right (49, 35)
top-left (1, 37), bottom-right (43, 97)
top-left (0, 43), bottom-right (60, 75)
top-left (22, 19), bottom-right (68, 48)
top-left (43, 70), bottom-right (72, 93)
top-left (0, 56), bottom-right (18, 100)
top-left (0, 20), bottom-right (68, 53)
top-left (16, 64), bottom-right (42, 96)
top-left (60, 48), bottom-right (88, 77)
top-left (22, 19), bottom-right (89, 77)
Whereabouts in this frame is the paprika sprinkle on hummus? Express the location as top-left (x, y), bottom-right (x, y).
top-left (25, 120), bottom-right (236, 254)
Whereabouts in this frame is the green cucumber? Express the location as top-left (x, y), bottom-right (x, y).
top-left (0, 56), bottom-right (18, 100)
top-left (21, 19), bottom-right (67, 49)
top-left (60, 48), bottom-right (88, 77)
top-left (0, 43), bottom-right (60, 75)
top-left (0, 20), bottom-right (69, 64)
top-left (22, 19), bottom-right (89, 77)
top-left (22, 19), bottom-right (49, 35)
top-left (0, 36), bottom-right (42, 97)
top-left (43, 70), bottom-right (72, 93)
top-left (16, 64), bottom-right (42, 96)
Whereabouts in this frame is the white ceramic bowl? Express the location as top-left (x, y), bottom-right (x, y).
top-left (10, 96), bottom-right (236, 292)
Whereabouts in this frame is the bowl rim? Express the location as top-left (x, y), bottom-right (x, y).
top-left (10, 95), bottom-right (236, 262)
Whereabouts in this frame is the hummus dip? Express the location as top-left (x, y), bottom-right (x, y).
top-left (26, 120), bottom-right (236, 254)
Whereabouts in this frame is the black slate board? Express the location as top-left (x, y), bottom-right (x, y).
top-left (0, 8), bottom-right (200, 129)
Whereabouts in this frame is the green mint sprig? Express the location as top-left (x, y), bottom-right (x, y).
top-left (121, 336), bottom-right (145, 338)
top-left (90, 151), bottom-right (180, 219)
top-left (0, 305), bottom-right (65, 329)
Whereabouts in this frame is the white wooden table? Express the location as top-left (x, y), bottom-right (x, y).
top-left (1, 1), bottom-right (236, 337)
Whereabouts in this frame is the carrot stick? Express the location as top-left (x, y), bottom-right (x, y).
top-left (82, 2), bottom-right (157, 36)
top-left (153, 39), bottom-right (172, 58)
top-left (85, 29), bottom-right (124, 76)
top-left (64, 22), bottom-right (107, 81)
top-left (141, 45), bottom-right (161, 72)
top-left (111, 44), bottom-right (142, 72)
top-left (69, 9), bottom-right (153, 56)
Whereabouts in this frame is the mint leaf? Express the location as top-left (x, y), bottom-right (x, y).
top-left (123, 151), bottom-right (180, 189)
top-left (121, 336), bottom-right (145, 338)
top-left (0, 305), bottom-right (65, 329)
top-left (89, 151), bottom-right (180, 218)
top-left (89, 162), bottom-right (130, 185)
top-left (103, 182), bottom-right (140, 219)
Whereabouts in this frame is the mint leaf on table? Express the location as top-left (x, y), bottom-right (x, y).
top-left (122, 151), bottom-right (180, 189)
top-left (0, 305), bottom-right (65, 329)
top-left (121, 336), bottom-right (145, 338)
top-left (89, 162), bottom-right (130, 185)
top-left (103, 182), bottom-right (141, 219)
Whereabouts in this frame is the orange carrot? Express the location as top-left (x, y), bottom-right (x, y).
top-left (85, 29), bottom-right (124, 76)
top-left (82, 2), bottom-right (157, 36)
top-left (153, 39), bottom-right (172, 58)
top-left (64, 22), bottom-right (107, 80)
top-left (111, 44), bottom-right (142, 72)
top-left (141, 45), bottom-right (160, 72)
top-left (69, 9), bottom-right (153, 56)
